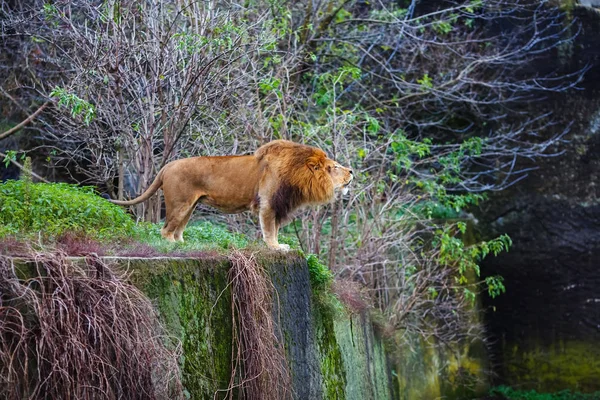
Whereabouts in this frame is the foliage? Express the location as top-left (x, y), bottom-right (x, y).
top-left (50, 86), bottom-right (95, 125)
top-left (490, 386), bottom-right (600, 400)
top-left (435, 222), bottom-right (511, 300)
top-left (0, 180), bottom-right (135, 241)
top-left (306, 254), bottom-right (334, 290)
top-left (2, 150), bottom-right (23, 168)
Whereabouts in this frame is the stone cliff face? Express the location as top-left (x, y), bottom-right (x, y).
top-left (478, 3), bottom-right (600, 392)
top-left (128, 254), bottom-right (489, 399)
top-left (126, 254), bottom-right (396, 400)
top-left (6, 253), bottom-right (491, 399)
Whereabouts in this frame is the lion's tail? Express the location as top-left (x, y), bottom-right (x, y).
top-left (109, 168), bottom-right (165, 206)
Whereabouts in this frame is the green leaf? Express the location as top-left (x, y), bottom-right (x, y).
top-left (417, 73), bottom-right (433, 89)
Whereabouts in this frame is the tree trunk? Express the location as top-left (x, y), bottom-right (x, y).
top-left (328, 199), bottom-right (341, 270)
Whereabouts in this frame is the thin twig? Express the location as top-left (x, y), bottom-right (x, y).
top-left (0, 151), bottom-right (50, 183)
top-left (0, 101), bottom-right (50, 141)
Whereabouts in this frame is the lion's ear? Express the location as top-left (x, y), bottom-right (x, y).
top-left (307, 153), bottom-right (326, 173)
top-left (307, 161), bottom-right (321, 172)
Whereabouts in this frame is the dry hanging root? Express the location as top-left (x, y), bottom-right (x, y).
top-left (224, 251), bottom-right (292, 400)
top-left (0, 251), bottom-right (183, 400)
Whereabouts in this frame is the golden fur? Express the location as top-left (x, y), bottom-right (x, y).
top-left (110, 140), bottom-right (353, 250)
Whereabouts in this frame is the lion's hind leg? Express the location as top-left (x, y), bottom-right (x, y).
top-left (173, 205), bottom-right (196, 242)
top-left (161, 198), bottom-right (199, 243)
top-left (160, 225), bottom-right (177, 242)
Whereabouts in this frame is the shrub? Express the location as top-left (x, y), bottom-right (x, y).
top-left (0, 180), bottom-right (135, 241)
top-left (306, 254), bottom-right (333, 290)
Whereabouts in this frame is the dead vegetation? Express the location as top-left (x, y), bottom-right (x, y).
top-left (223, 250), bottom-right (292, 400)
top-left (0, 251), bottom-right (183, 400)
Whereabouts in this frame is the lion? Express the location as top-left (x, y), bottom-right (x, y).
top-left (110, 140), bottom-right (353, 251)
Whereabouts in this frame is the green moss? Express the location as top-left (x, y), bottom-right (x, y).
top-left (333, 316), bottom-right (392, 400)
top-left (503, 340), bottom-right (600, 392)
top-left (314, 306), bottom-right (347, 400)
top-left (439, 341), bottom-right (488, 400)
top-left (310, 288), bottom-right (395, 400)
top-left (396, 334), bottom-right (442, 400)
top-left (127, 258), bottom-right (234, 399)
top-left (556, 0), bottom-right (577, 12)
top-left (394, 331), bottom-right (489, 400)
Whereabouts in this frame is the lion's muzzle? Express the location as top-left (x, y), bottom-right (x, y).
top-left (340, 170), bottom-right (353, 195)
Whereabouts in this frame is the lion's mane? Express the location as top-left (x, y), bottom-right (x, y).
top-left (255, 140), bottom-right (335, 224)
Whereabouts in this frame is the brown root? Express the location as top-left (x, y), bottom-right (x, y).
top-left (223, 250), bottom-right (292, 400)
top-left (0, 251), bottom-right (183, 400)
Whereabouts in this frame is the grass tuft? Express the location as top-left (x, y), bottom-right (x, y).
top-left (134, 220), bottom-right (249, 251)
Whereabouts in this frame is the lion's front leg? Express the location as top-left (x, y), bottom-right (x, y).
top-left (259, 207), bottom-right (290, 251)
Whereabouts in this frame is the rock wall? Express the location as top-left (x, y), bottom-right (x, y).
top-left (6, 253), bottom-right (491, 399)
top-left (478, 3), bottom-right (600, 392)
top-left (395, 332), bottom-right (490, 400)
top-left (119, 254), bottom-right (490, 399)
top-left (124, 254), bottom-right (395, 400)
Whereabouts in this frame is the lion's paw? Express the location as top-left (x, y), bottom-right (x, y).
top-left (275, 243), bottom-right (291, 252)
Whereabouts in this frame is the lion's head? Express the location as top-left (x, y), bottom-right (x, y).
top-left (312, 156), bottom-right (354, 195)
top-left (255, 140), bottom-right (353, 224)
